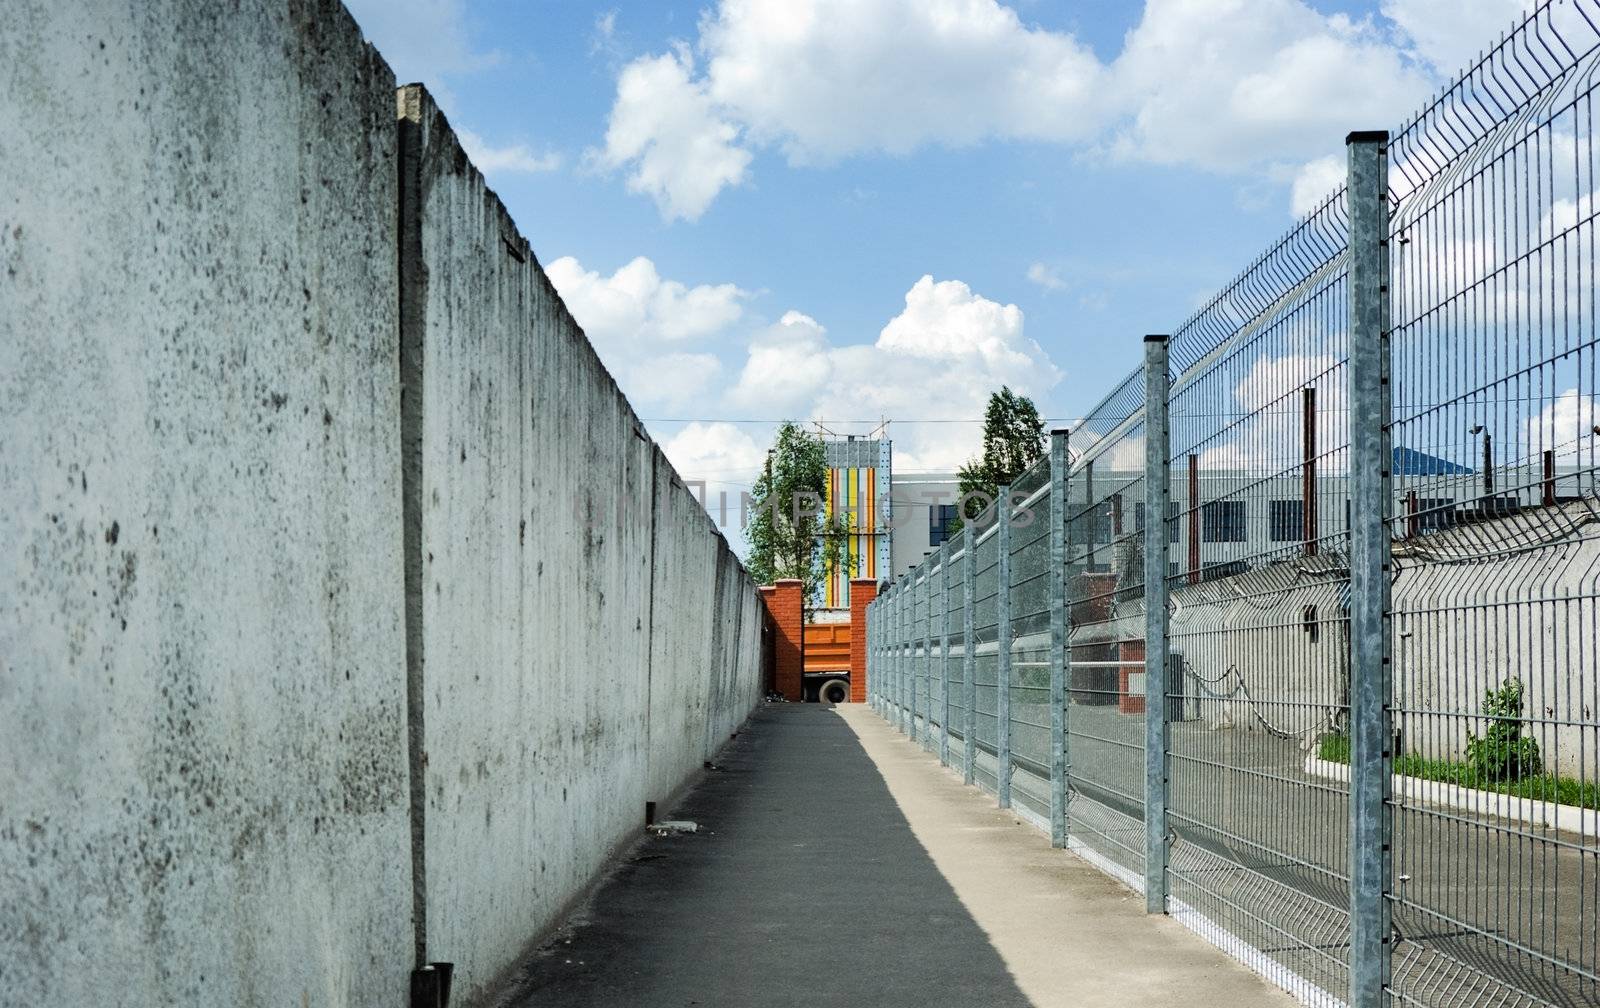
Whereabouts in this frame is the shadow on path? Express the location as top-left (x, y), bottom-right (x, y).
top-left (498, 704), bottom-right (1033, 1007)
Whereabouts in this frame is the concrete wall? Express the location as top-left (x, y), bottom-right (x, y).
top-left (2, 7), bottom-right (767, 1007)
top-left (399, 86), bottom-right (767, 1006)
top-left (0, 2), bottom-right (412, 1005)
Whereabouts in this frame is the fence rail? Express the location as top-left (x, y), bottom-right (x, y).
top-left (868, 4), bottom-right (1600, 1005)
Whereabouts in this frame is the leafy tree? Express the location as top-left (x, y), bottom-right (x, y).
top-left (955, 386), bottom-right (1047, 527)
top-left (746, 422), bottom-right (854, 611)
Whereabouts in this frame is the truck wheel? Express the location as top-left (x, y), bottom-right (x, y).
top-left (819, 679), bottom-right (849, 705)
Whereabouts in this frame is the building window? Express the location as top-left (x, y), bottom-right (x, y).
top-left (1131, 501), bottom-right (1180, 543)
top-left (1270, 499), bottom-right (1304, 542)
top-left (1303, 604), bottom-right (1319, 642)
top-left (1201, 500), bottom-right (1247, 542)
top-left (928, 503), bottom-right (958, 546)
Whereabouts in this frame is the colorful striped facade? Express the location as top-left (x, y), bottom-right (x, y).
top-left (818, 438), bottom-right (892, 608)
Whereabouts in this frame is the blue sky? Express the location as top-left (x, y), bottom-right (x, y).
top-left (344, 0), bottom-right (1529, 494)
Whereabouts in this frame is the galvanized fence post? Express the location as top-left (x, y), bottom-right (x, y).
top-left (898, 581), bottom-right (909, 735)
top-left (909, 573), bottom-right (921, 746)
top-left (921, 572), bottom-right (934, 745)
top-left (873, 598), bottom-right (882, 714)
top-left (940, 543), bottom-right (952, 767)
top-left (1347, 128), bottom-right (1392, 1008)
top-left (1049, 429), bottom-right (1070, 849)
top-left (866, 598), bottom-right (873, 712)
top-left (1142, 334), bottom-right (1172, 914)
top-left (997, 484), bottom-right (1013, 810)
top-left (962, 525), bottom-right (977, 786)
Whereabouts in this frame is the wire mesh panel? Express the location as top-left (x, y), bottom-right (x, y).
top-left (1386, 5), bottom-right (1600, 1003)
top-left (857, 7), bottom-right (1600, 1004)
top-left (971, 524), bottom-right (1002, 794)
top-left (947, 544), bottom-right (970, 744)
top-left (921, 569), bottom-right (934, 742)
top-left (1065, 407), bottom-right (1150, 881)
top-left (1160, 186), bottom-right (1356, 1001)
top-left (1007, 458), bottom-right (1055, 820)
top-left (928, 553), bottom-right (934, 758)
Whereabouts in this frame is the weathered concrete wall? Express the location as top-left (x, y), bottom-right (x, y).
top-left (398, 87), bottom-right (767, 1005)
top-left (3, 8), bottom-right (766, 1004)
top-left (0, 2), bottom-right (412, 1006)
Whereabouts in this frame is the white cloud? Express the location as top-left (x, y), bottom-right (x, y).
top-left (1526, 388), bottom-right (1600, 463)
top-left (728, 311), bottom-right (834, 413)
top-left (1288, 154), bottom-right (1345, 217)
top-left (598, 0), bottom-right (1495, 221)
top-left (1380, 0), bottom-right (1527, 78)
top-left (728, 275), bottom-right (1062, 471)
top-left (621, 353), bottom-right (723, 412)
top-left (546, 255), bottom-right (747, 351)
top-left (1107, 0), bottom-right (1432, 173)
top-left (699, 0), bottom-right (1103, 163)
top-left (548, 255), bottom-right (1060, 495)
top-left (458, 129), bottom-right (561, 175)
top-left (660, 421), bottom-right (768, 493)
top-left (546, 255), bottom-right (748, 409)
top-left (598, 47), bottom-right (753, 221)
top-left (1198, 352), bottom-right (1343, 472)
top-left (1026, 262), bottom-right (1065, 291)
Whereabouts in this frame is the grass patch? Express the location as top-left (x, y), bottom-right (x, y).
top-left (1315, 732), bottom-right (1600, 811)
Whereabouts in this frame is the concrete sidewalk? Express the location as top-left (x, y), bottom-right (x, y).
top-left (496, 704), bottom-right (1291, 1008)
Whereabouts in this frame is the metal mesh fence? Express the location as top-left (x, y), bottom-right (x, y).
top-left (867, 4), bottom-right (1600, 1003)
top-left (1386, 5), bottom-right (1600, 1003)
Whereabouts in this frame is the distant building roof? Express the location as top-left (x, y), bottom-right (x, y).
top-left (1392, 446), bottom-right (1472, 476)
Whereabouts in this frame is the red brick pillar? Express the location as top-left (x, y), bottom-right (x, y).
top-left (1119, 639), bottom-right (1147, 715)
top-left (848, 578), bottom-right (879, 703)
top-left (760, 579), bottom-right (805, 701)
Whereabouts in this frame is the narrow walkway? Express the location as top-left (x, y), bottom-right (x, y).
top-left (497, 704), bottom-right (1291, 1007)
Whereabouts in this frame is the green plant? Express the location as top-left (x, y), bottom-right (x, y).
top-left (1318, 731), bottom-right (1351, 764)
top-left (1464, 678), bottom-right (1542, 783)
top-left (954, 386), bottom-right (1046, 529)
top-left (746, 422), bottom-right (853, 613)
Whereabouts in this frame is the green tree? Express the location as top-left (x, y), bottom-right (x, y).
top-left (955, 387), bottom-right (1047, 527)
top-left (746, 422), bottom-right (854, 611)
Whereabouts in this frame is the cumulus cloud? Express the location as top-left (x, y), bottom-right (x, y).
top-left (1288, 154), bottom-right (1345, 217)
top-left (598, 0), bottom-right (1493, 221)
top-left (546, 255), bottom-right (747, 409)
top-left (546, 255), bottom-right (747, 351)
top-left (1106, 0), bottom-right (1431, 173)
top-left (1526, 388), bottom-right (1600, 463)
top-left (598, 46), bottom-right (753, 221)
top-left (1379, 0), bottom-right (1527, 78)
top-left (728, 311), bottom-right (834, 413)
top-left (660, 422), bottom-right (770, 500)
top-left (728, 276), bottom-right (1062, 471)
top-left (546, 253), bottom-right (1060, 503)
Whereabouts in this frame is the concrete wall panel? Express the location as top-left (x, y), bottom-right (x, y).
top-left (0, 2), bottom-right (411, 1005)
top-left (399, 87), bottom-right (764, 1004)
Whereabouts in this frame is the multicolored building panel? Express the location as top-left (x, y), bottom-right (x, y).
top-left (817, 437), bottom-right (892, 608)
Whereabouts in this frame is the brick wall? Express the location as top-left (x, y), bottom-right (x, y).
top-left (760, 579), bottom-right (805, 701)
top-left (848, 579), bottom-right (878, 702)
